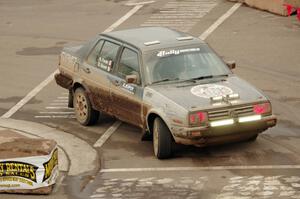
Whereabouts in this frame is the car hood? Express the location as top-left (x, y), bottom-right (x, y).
top-left (147, 75), bottom-right (267, 111)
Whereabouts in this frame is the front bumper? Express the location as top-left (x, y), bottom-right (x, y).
top-left (170, 115), bottom-right (277, 147)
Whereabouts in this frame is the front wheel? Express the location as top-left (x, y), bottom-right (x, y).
top-left (247, 134), bottom-right (258, 142)
top-left (73, 87), bottom-right (99, 126)
top-left (153, 117), bottom-right (173, 159)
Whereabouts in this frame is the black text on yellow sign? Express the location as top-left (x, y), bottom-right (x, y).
top-left (0, 161), bottom-right (37, 182)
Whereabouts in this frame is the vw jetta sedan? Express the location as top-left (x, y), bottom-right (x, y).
top-left (55, 27), bottom-right (277, 159)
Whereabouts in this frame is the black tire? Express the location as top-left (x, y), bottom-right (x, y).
top-left (247, 134), bottom-right (258, 142)
top-left (68, 89), bottom-right (74, 108)
top-left (153, 117), bottom-right (173, 159)
top-left (73, 87), bottom-right (99, 126)
top-left (141, 131), bottom-right (152, 141)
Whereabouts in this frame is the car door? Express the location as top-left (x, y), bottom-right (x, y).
top-left (78, 38), bottom-right (121, 115)
top-left (110, 45), bottom-right (144, 128)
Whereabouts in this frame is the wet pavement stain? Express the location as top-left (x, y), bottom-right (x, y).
top-left (0, 96), bottom-right (23, 103)
top-left (16, 41), bottom-right (67, 56)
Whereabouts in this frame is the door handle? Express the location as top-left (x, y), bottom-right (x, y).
top-left (82, 67), bottom-right (90, 74)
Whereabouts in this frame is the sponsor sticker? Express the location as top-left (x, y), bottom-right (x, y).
top-left (97, 57), bottom-right (113, 72)
top-left (191, 84), bottom-right (233, 98)
top-left (0, 146), bottom-right (58, 190)
top-left (157, 48), bottom-right (200, 57)
top-left (0, 161), bottom-right (38, 182)
top-left (43, 148), bottom-right (58, 182)
top-left (121, 83), bottom-right (135, 94)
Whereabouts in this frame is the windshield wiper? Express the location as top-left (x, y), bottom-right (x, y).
top-left (189, 74), bottom-right (228, 81)
top-left (152, 78), bottom-right (180, 84)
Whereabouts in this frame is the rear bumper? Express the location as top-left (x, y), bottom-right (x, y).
top-left (171, 115), bottom-right (277, 147)
top-left (54, 73), bottom-right (73, 90)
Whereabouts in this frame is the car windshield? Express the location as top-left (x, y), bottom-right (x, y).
top-left (143, 44), bottom-right (232, 84)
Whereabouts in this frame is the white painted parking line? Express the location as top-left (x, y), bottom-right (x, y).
top-left (103, 4), bottom-right (144, 33)
top-left (34, 115), bottom-right (75, 118)
top-left (126, 1), bottom-right (155, 6)
top-left (49, 103), bottom-right (68, 106)
top-left (1, 2), bottom-right (150, 119)
top-left (35, 93), bottom-right (74, 119)
top-left (46, 106), bottom-right (73, 109)
top-left (217, 175), bottom-right (300, 199)
top-left (1, 70), bottom-right (58, 118)
top-left (199, 2), bottom-right (242, 40)
top-left (93, 121), bottom-right (122, 148)
top-left (90, 176), bottom-right (208, 198)
top-left (100, 165), bottom-right (300, 173)
top-left (141, 0), bottom-right (217, 32)
top-left (39, 111), bottom-right (74, 114)
top-left (53, 99), bottom-right (68, 102)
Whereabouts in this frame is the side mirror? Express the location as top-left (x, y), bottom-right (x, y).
top-left (126, 74), bottom-right (138, 84)
top-left (226, 61), bottom-right (236, 70)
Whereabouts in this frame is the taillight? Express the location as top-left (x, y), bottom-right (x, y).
top-left (189, 111), bottom-right (208, 126)
top-left (253, 102), bottom-right (271, 115)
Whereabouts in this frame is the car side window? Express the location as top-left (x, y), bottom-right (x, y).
top-left (96, 41), bottom-right (120, 72)
top-left (86, 40), bottom-right (104, 67)
top-left (87, 40), bottom-right (120, 72)
top-left (118, 48), bottom-right (140, 79)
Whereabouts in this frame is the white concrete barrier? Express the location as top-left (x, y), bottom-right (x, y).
top-left (0, 129), bottom-right (58, 194)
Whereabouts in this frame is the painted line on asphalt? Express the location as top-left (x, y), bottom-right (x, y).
top-left (53, 99), bottom-right (68, 102)
top-left (0, 3), bottom-right (149, 119)
top-left (34, 115), bottom-right (75, 118)
top-left (49, 103), bottom-right (68, 106)
top-left (93, 121), bottom-right (122, 148)
top-left (46, 107), bottom-right (73, 109)
top-left (1, 70), bottom-right (58, 118)
top-left (100, 165), bottom-right (300, 173)
top-left (103, 3), bottom-right (146, 33)
top-left (39, 111), bottom-right (74, 114)
top-left (199, 2), bottom-right (242, 40)
top-left (126, 1), bottom-right (155, 6)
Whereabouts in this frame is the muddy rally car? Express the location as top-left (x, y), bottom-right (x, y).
top-left (55, 27), bottom-right (277, 159)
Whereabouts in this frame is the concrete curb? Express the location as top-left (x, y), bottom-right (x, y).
top-left (0, 118), bottom-right (98, 176)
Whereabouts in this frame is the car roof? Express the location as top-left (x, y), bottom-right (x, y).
top-left (100, 27), bottom-right (205, 52)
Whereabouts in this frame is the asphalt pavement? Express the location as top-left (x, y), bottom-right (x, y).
top-left (0, 0), bottom-right (300, 198)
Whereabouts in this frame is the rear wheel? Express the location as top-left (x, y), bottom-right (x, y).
top-left (153, 117), bottom-right (173, 159)
top-left (73, 87), bottom-right (99, 126)
top-left (68, 89), bottom-right (74, 108)
top-left (247, 134), bottom-right (258, 142)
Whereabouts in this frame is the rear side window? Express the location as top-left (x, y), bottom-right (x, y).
top-left (86, 40), bottom-right (120, 73)
top-left (97, 41), bottom-right (120, 72)
top-left (118, 48), bottom-right (140, 77)
top-left (86, 40), bottom-right (104, 66)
